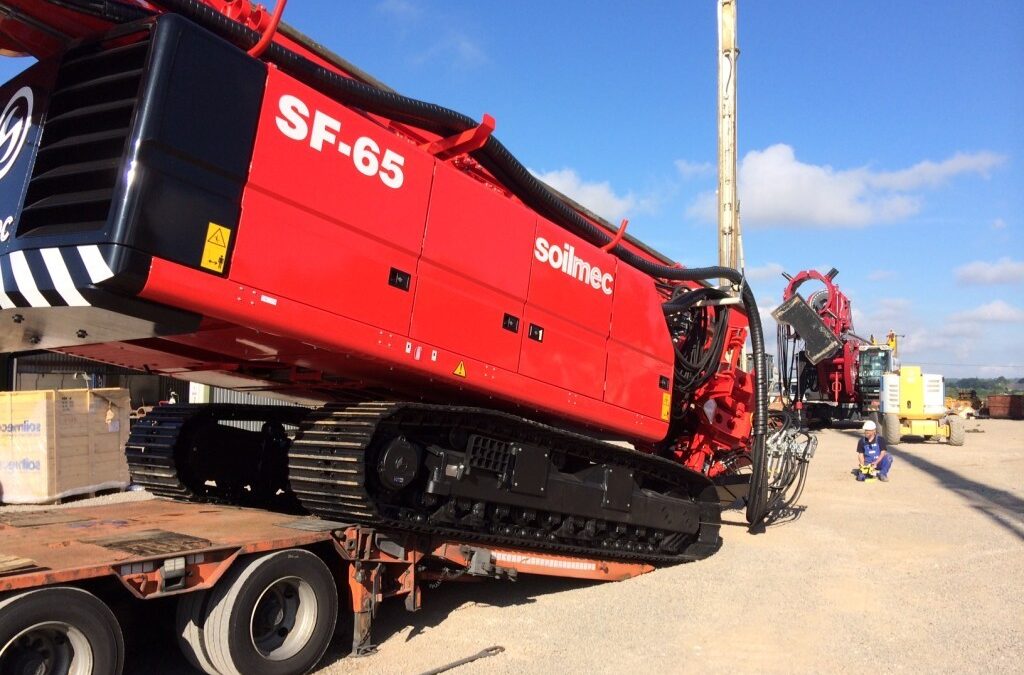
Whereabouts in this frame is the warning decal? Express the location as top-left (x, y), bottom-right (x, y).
top-left (661, 392), bottom-right (671, 421)
top-left (453, 361), bottom-right (467, 378)
top-left (201, 222), bottom-right (231, 273)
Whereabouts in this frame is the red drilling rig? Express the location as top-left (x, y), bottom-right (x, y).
top-left (0, 0), bottom-right (819, 569)
top-left (773, 267), bottom-right (891, 427)
top-left (0, 3), bottom-right (826, 671)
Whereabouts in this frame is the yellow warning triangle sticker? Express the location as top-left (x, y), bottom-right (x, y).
top-left (453, 361), bottom-right (467, 378)
top-left (201, 223), bottom-right (232, 274)
top-left (207, 228), bottom-right (228, 246)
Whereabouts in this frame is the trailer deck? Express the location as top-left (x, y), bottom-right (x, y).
top-left (0, 497), bottom-right (653, 658)
top-left (0, 500), bottom-right (335, 592)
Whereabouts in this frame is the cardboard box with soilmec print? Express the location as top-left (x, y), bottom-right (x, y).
top-left (0, 389), bottom-right (131, 504)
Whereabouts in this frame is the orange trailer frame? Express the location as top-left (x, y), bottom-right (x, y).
top-left (0, 498), bottom-right (652, 656)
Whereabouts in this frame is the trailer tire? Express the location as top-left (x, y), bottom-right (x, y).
top-left (0, 586), bottom-right (124, 675)
top-left (882, 413), bottom-right (901, 446)
top-left (201, 550), bottom-right (337, 675)
top-left (176, 589), bottom-right (219, 674)
top-left (947, 415), bottom-right (965, 446)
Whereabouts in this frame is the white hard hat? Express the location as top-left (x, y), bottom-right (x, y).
top-left (862, 420), bottom-right (877, 431)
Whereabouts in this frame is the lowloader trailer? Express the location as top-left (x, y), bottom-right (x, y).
top-left (0, 498), bottom-right (651, 673)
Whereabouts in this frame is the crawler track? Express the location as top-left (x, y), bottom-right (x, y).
top-left (125, 404), bottom-right (205, 500)
top-left (288, 403), bottom-right (722, 564)
top-left (126, 403), bottom-right (722, 564)
top-left (125, 404), bottom-right (311, 505)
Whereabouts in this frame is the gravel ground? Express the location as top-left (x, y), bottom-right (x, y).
top-left (3, 419), bottom-right (1021, 673)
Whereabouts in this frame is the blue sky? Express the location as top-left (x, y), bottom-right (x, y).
top-left (1, 1), bottom-right (1021, 376)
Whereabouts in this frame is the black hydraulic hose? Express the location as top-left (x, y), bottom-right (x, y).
top-left (50, 0), bottom-right (152, 22)
top-left (689, 308), bottom-right (730, 390)
top-left (662, 286), bottom-right (728, 312)
top-left (665, 287), bottom-right (729, 390)
top-left (156, 0), bottom-right (476, 136)
top-left (148, 0), bottom-right (772, 522)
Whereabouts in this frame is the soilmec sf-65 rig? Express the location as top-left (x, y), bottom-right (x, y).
top-left (0, 0), bottom-right (811, 601)
top-left (0, 1), bottom-right (823, 670)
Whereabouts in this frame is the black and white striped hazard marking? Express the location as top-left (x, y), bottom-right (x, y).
top-left (0, 245), bottom-right (114, 309)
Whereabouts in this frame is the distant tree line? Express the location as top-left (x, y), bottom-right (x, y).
top-left (947, 377), bottom-right (1024, 397)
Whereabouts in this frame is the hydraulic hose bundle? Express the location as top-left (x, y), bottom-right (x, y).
top-left (75, 0), bottom-right (773, 524)
top-left (662, 286), bottom-right (731, 405)
top-left (761, 410), bottom-right (816, 519)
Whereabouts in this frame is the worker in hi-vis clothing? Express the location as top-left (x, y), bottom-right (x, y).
top-left (856, 420), bottom-right (893, 481)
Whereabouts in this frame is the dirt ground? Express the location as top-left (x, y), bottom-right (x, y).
top-left (3, 420), bottom-right (1022, 673)
top-left (311, 419), bottom-right (1023, 675)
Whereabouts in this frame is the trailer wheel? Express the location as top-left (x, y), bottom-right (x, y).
top-left (0, 587), bottom-right (124, 675)
top-left (201, 550), bottom-right (337, 675)
top-left (947, 415), bottom-right (965, 446)
top-left (176, 589), bottom-right (219, 674)
top-left (882, 413), bottom-right (901, 445)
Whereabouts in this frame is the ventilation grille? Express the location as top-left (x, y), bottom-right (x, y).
top-left (17, 36), bottom-right (150, 238)
top-left (467, 434), bottom-right (512, 474)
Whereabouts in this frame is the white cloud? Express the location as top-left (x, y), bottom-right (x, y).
top-left (533, 168), bottom-right (639, 222)
top-left (851, 297), bottom-right (912, 345)
top-left (992, 218), bottom-right (1007, 230)
top-left (868, 298), bottom-right (912, 326)
top-left (745, 262), bottom-right (785, 282)
top-left (686, 192), bottom-right (718, 223)
top-left (412, 32), bottom-right (488, 69)
top-left (941, 322), bottom-right (984, 338)
top-left (949, 300), bottom-right (1024, 323)
top-left (839, 291), bottom-right (1024, 377)
top-left (866, 152), bottom-right (1005, 190)
top-left (757, 303), bottom-right (778, 327)
top-left (766, 285), bottom-right (1022, 376)
top-left (378, 3), bottom-right (486, 69)
top-left (867, 270), bottom-right (895, 281)
top-left (686, 144), bottom-right (1006, 228)
top-left (675, 159), bottom-right (714, 178)
top-left (447, 34), bottom-right (487, 67)
top-left (955, 258), bottom-right (1024, 285)
top-left (376, 0), bottom-right (421, 19)
top-left (902, 325), bottom-right (977, 364)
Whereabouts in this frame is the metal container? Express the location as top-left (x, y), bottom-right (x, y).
top-left (987, 394), bottom-right (1023, 420)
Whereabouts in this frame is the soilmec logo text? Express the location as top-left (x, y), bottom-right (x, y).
top-left (2, 458), bottom-right (41, 472)
top-left (0, 86), bottom-right (33, 181)
top-left (1, 420), bottom-right (42, 434)
top-left (534, 236), bottom-right (614, 295)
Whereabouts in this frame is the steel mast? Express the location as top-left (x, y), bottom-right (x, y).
top-left (717, 0), bottom-right (743, 272)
